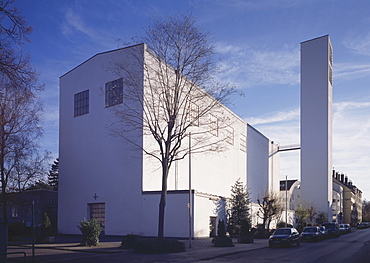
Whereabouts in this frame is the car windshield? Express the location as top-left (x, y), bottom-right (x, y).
top-left (274, 229), bottom-right (291, 235)
top-left (303, 228), bottom-right (317, 232)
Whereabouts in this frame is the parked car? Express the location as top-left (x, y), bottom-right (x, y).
top-left (301, 226), bottom-right (322, 242)
top-left (339, 224), bottom-right (346, 234)
top-left (357, 222), bottom-right (368, 229)
top-left (322, 222), bottom-right (340, 237)
top-left (268, 228), bottom-right (301, 248)
top-left (344, 224), bottom-right (351, 233)
top-left (319, 226), bottom-right (327, 239)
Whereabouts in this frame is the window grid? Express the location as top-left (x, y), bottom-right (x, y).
top-left (240, 134), bottom-right (246, 152)
top-left (209, 114), bottom-right (218, 136)
top-left (74, 90), bottom-right (89, 117)
top-left (105, 78), bottom-right (123, 107)
top-left (89, 203), bottom-right (105, 230)
top-left (225, 127), bottom-right (234, 145)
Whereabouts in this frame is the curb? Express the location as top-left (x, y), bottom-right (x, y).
top-left (199, 245), bottom-right (266, 261)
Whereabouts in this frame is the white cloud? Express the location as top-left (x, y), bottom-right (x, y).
top-left (247, 108), bottom-right (299, 125)
top-left (343, 33), bottom-right (370, 56)
top-left (246, 100), bottom-right (370, 199)
top-left (62, 8), bottom-right (99, 40)
top-left (216, 43), bottom-right (300, 89)
top-left (334, 62), bottom-right (370, 80)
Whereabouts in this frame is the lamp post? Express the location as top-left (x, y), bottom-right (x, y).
top-left (285, 175), bottom-right (288, 227)
top-left (188, 132), bottom-right (192, 248)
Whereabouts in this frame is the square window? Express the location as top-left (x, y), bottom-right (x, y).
top-left (105, 78), bottom-right (123, 107)
top-left (74, 90), bottom-right (89, 117)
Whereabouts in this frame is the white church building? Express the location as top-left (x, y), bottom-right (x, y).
top-left (58, 35), bottom-right (337, 237)
top-left (58, 43), bottom-right (278, 237)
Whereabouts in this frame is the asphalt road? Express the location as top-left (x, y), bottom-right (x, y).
top-left (201, 228), bottom-right (370, 263)
top-left (6, 228), bottom-right (370, 263)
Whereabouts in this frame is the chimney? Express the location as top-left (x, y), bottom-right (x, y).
top-left (341, 174), bottom-right (344, 183)
top-left (336, 172), bottom-right (340, 181)
top-left (345, 176), bottom-right (348, 185)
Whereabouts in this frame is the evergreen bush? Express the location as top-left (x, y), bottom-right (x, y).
top-left (77, 218), bottom-right (102, 246)
top-left (212, 219), bottom-right (234, 247)
top-left (121, 234), bottom-right (141, 249)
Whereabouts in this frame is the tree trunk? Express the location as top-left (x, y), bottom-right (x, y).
top-left (158, 160), bottom-right (169, 238)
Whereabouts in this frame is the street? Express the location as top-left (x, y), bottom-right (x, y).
top-left (6, 228), bottom-right (370, 263)
top-left (201, 228), bottom-right (370, 263)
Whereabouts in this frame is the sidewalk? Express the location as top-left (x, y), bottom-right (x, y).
top-left (8, 236), bottom-right (268, 262)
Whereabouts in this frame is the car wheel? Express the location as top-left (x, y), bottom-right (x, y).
top-left (297, 240), bottom-right (301, 246)
top-left (269, 243), bottom-right (273, 248)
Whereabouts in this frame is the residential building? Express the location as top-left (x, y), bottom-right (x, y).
top-left (332, 171), bottom-right (362, 225)
top-left (1, 189), bottom-right (58, 232)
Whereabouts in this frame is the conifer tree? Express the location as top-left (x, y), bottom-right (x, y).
top-left (48, 158), bottom-right (59, 191)
top-left (229, 179), bottom-right (251, 236)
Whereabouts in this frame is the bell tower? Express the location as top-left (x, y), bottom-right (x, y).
top-left (300, 35), bottom-right (333, 220)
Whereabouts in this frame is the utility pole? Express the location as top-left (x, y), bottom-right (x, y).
top-left (285, 175), bottom-right (288, 227)
top-left (188, 132), bottom-right (192, 248)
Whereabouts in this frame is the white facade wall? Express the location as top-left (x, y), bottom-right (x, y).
top-left (59, 45), bottom-right (145, 235)
top-left (59, 44), bottom-right (247, 237)
top-left (247, 124), bottom-right (279, 203)
top-left (300, 35), bottom-right (333, 220)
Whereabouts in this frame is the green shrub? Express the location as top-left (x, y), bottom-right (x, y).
top-left (121, 234), bottom-right (141, 249)
top-left (212, 236), bottom-right (234, 247)
top-left (77, 218), bottom-right (102, 246)
top-left (134, 238), bottom-right (185, 254)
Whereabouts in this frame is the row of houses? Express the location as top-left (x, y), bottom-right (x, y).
top-left (280, 171), bottom-right (362, 227)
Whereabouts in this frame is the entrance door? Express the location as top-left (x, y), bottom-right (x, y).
top-left (88, 203), bottom-right (105, 234)
top-left (209, 216), bottom-right (217, 237)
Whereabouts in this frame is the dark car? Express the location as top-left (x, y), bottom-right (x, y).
top-left (344, 224), bottom-right (351, 233)
top-left (301, 226), bottom-right (322, 242)
top-left (339, 224), bottom-right (346, 234)
top-left (358, 222), bottom-right (367, 229)
top-left (319, 226), bottom-right (327, 239)
top-left (268, 228), bottom-right (301, 248)
top-left (322, 222), bottom-right (340, 237)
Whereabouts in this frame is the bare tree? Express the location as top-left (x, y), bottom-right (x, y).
top-left (306, 205), bottom-right (317, 225)
top-left (0, 83), bottom-right (44, 224)
top-left (363, 199), bottom-right (370, 222)
top-left (109, 14), bottom-right (235, 238)
top-left (294, 204), bottom-right (308, 231)
top-left (7, 150), bottom-right (50, 193)
top-left (0, 0), bottom-right (40, 91)
top-left (257, 192), bottom-right (282, 233)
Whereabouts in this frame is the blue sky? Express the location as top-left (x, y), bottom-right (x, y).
top-left (15, 0), bottom-right (370, 200)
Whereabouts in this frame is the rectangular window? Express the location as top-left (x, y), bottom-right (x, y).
top-left (11, 206), bottom-right (18, 218)
top-left (209, 114), bottom-right (218, 136)
top-left (225, 127), bottom-right (234, 145)
top-left (240, 134), bottom-right (246, 152)
top-left (74, 90), bottom-right (89, 117)
top-left (89, 203), bottom-right (105, 231)
top-left (188, 102), bottom-right (199, 126)
top-left (105, 78), bottom-right (123, 107)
